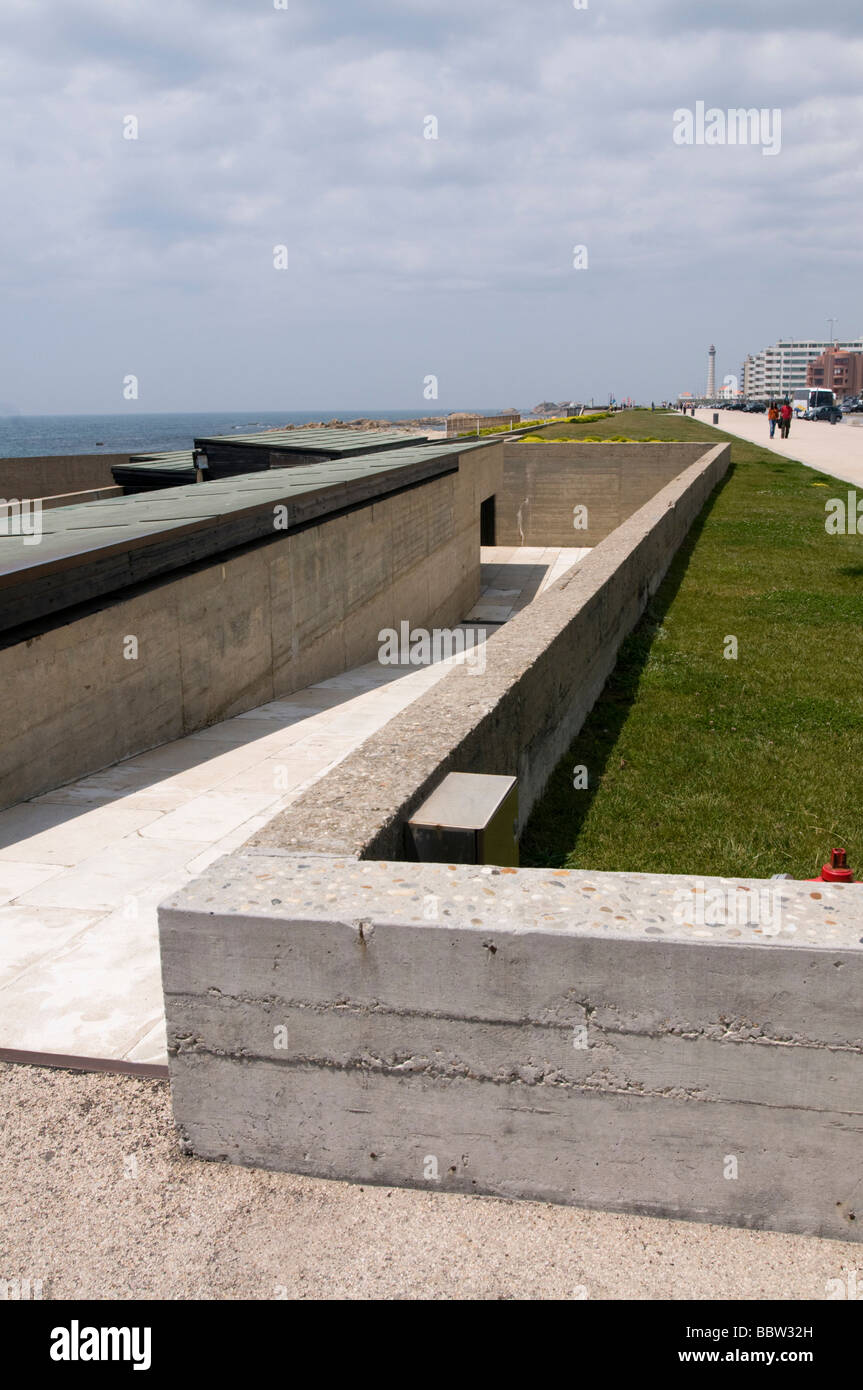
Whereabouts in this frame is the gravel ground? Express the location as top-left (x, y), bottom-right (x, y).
top-left (1, 1061), bottom-right (858, 1301)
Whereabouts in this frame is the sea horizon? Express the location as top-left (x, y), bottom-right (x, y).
top-left (0, 408), bottom-right (514, 459)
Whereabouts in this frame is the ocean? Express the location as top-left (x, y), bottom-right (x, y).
top-left (0, 410), bottom-right (483, 459)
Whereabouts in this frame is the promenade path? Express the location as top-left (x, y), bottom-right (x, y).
top-left (0, 546), bottom-right (588, 1068)
top-left (694, 408), bottom-right (863, 487)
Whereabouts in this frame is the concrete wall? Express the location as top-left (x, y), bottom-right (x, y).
top-left (497, 441), bottom-right (710, 546)
top-left (0, 444), bottom-right (501, 809)
top-left (0, 454), bottom-right (125, 501)
top-left (159, 854), bottom-right (863, 1242)
top-left (0, 486), bottom-right (123, 518)
top-left (251, 443), bottom-right (731, 859)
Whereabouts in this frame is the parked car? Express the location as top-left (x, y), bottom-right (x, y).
top-left (746, 401), bottom-right (767, 413)
top-left (808, 404), bottom-right (843, 423)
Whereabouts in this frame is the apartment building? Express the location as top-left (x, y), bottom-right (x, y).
top-left (740, 337), bottom-right (863, 399)
top-left (806, 348), bottom-right (863, 398)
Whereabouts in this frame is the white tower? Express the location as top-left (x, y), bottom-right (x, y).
top-left (707, 344), bottom-right (716, 398)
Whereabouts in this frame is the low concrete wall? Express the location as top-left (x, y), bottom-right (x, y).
top-left (0, 444), bottom-right (501, 809)
top-left (498, 441), bottom-right (710, 546)
top-left (251, 443), bottom-right (731, 858)
top-left (159, 854), bottom-right (863, 1241)
top-left (0, 454), bottom-right (126, 501)
top-left (0, 485), bottom-right (123, 518)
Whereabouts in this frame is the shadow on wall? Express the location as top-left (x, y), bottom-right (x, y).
top-left (520, 465), bottom-right (735, 867)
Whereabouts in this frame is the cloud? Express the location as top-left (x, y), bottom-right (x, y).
top-left (0, 0), bottom-right (860, 409)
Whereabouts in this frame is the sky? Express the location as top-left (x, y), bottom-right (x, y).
top-left (1, 0), bottom-right (862, 413)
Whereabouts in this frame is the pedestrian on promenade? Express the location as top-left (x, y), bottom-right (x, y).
top-left (780, 399), bottom-right (792, 438)
top-left (768, 401), bottom-right (779, 438)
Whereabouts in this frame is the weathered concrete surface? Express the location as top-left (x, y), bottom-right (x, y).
top-left (498, 441), bottom-right (708, 546)
top-left (252, 443), bottom-right (730, 858)
top-left (0, 454), bottom-right (125, 501)
top-left (0, 444), bottom-right (501, 810)
top-left (159, 854), bottom-right (863, 1242)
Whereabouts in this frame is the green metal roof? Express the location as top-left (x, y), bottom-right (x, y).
top-left (0, 438), bottom-right (495, 634)
top-left (128, 450), bottom-right (197, 465)
top-left (194, 427), bottom-right (426, 454)
top-left (112, 432), bottom-right (431, 488)
top-left (112, 451), bottom-right (198, 484)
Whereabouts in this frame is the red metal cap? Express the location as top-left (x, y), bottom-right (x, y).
top-left (819, 848), bottom-right (855, 883)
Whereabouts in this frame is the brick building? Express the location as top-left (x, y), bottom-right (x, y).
top-left (806, 348), bottom-right (863, 398)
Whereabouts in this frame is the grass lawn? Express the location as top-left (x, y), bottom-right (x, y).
top-left (535, 408), bottom-right (719, 443)
top-left (520, 411), bottom-right (863, 879)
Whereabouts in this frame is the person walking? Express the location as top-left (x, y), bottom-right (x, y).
top-left (780, 399), bottom-right (792, 439)
top-left (768, 401), bottom-right (779, 438)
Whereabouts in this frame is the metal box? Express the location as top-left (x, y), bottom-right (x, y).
top-left (407, 772), bottom-right (519, 867)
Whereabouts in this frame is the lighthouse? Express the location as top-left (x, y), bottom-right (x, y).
top-left (707, 344), bottom-right (716, 398)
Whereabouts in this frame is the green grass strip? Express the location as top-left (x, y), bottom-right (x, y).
top-left (520, 412), bottom-right (863, 879)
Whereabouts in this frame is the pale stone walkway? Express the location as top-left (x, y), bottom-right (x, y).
top-left (0, 547), bottom-right (589, 1066)
top-left (695, 407), bottom-right (863, 486)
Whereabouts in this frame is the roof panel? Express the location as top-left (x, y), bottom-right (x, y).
top-left (0, 438), bottom-right (495, 632)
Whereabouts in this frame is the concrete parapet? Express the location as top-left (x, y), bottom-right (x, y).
top-left (0, 454), bottom-right (126, 501)
top-left (0, 485), bottom-right (124, 515)
top-left (159, 853), bottom-right (863, 1241)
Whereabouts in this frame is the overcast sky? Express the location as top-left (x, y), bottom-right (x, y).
top-left (1, 0), bottom-right (861, 414)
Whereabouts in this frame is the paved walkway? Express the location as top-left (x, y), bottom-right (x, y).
top-left (695, 408), bottom-right (863, 486)
top-left (0, 546), bottom-right (589, 1067)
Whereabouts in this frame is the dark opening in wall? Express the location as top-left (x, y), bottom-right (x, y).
top-left (480, 495), bottom-right (496, 546)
